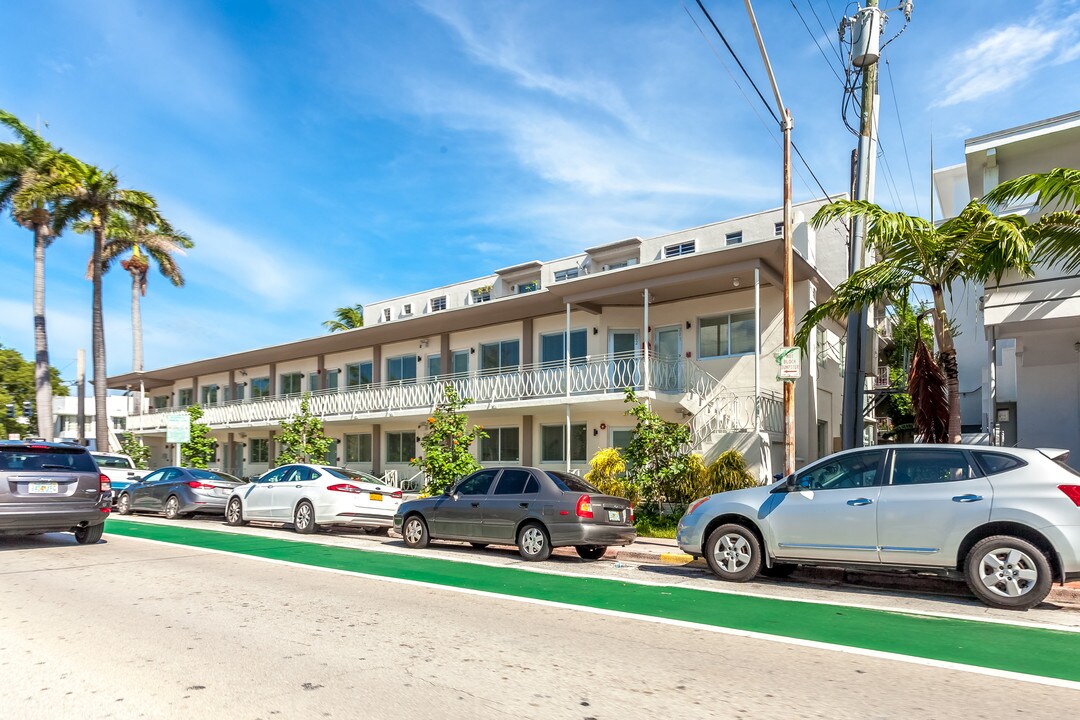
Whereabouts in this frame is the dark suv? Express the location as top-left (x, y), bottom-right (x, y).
top-left (0, 441), bottom-right (112, 543)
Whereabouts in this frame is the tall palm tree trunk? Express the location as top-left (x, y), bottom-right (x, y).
top-left (130, 268), bottom-right (143, 372)
top-left (92, 222), bottom-right (108, 450)
top-left (32, 222), bottom-right (54, 439)
top-left (931, 285), bottom-right (962, 443)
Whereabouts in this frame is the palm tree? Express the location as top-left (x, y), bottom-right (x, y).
top-left (983, 168), bottom-right (1080, 271)
top-left (795, 198), bottom-right (1076, 443)
top-left (322, 304), bottom-right (364, 332)
top-left (43, 158), bottom-right (164, 450)
top-left (0, 110), bottom-right (63, 439)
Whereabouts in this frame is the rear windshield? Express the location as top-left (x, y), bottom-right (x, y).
top-left (94, 455), bottom-right (134, 469)
top-left (325, 467), bottom-right (382, 483)
top-left (190, 469), bottom-right (241, 483)
top-left (544, 471), bottom-right (600, 493)
top-left (1, 446), bottom-right (97, 472)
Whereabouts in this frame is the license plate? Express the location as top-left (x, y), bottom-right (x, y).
top-left (29, 482), bottom-right (59, 494)
top-left (369, 493), bottom-right (383, 502)
top-left (607, 509), bottom-right (622, 522)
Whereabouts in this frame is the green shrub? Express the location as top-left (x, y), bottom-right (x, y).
top-left (584, 447), bottom-right (640, 505)
top-left (681, 449), bottom-right (757, 502)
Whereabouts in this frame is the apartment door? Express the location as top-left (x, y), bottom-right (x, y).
top-left (655, 326), bottom-right (682, 390)
top-left (608, 330), bottom-right (640, 391)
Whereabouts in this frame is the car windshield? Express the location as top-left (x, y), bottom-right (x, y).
top-left (189, 469), bottom-right (241, 483)
top-left (545, 471), bottom-right (599, 493)
top-left (1, 446), bottom-right (97, 472)
top-left (324, 467), bottom-right (382, 483)
top-left (93, 455), bottom-right (134, 469)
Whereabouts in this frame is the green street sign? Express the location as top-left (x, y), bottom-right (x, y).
top-left (165, 413), bottom-right (191, 444)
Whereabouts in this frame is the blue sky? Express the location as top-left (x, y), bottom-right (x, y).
top-left (1, 0), bottom-right (1078, 380)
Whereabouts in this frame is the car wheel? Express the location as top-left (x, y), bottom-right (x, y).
top-left (116, 493), bottom-right (132, 516)
top-left (402, 515), bottom-right (430, 549)
top-left (964, 535), bottom-right (1052, 610)
top-left (293, 501), bottom-right (316, 534)
top-left (575, 545), bottom-right (607, 561)
top-left (704, 524), bottom-right (762, 582)
top-left (517, 523), bottom-right (552, 562)
top-left (470, 542), bottom-right (489, 550)
top-left (74, 524), bottom-right (104, 545)
top-left (760, 562), bottom-right (798, 578)
top-left (163, 496), bottom-right (181, 520)
top-left (225, 497), bottom-right (247, 526)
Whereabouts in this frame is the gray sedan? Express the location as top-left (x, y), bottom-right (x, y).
top-left (394, 466), bottom-right (636, 561)
top-left (115, 467), bottom-right (246, 519)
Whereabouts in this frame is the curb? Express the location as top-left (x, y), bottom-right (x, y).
top-left (614, 548), bottom-right (705, 567)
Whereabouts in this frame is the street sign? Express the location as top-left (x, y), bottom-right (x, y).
top-left (775, 346), bottom-right (802, 381)
top-left (165, 413), bottom-right (191, 443)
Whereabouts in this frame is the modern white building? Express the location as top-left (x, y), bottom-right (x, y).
top-left (935, 111), bottom-right (1080, 466)
top-left (109, 199), bottom-right (853, 482)
top-left (50, 395), bottom-right (133, 451)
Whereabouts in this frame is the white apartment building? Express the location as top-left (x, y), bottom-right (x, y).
top-left (109, 199), bottom-right (852, 483)
top-left (49, 395), bottom-right (132, 450)
top-left (935, 111), bottom-right (1080, 466)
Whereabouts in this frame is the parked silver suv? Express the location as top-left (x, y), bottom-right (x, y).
top-left (677, 445), bottom-right (1080, 610)
top-left (0, 441), bottom-right (112, 543)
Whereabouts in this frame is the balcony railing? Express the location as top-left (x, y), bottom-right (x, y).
top-left (128, 353), bottom-right (724, 432)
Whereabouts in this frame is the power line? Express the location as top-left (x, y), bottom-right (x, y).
top-left (805, 0), bottom-right (846, 68)
top-left (789, 1), bottom-right (844, 83)
top-left (883, 50), bottom-right (921, 217)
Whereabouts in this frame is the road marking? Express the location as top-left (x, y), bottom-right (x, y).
top-left (105, 519), bottom-right (1080, 688)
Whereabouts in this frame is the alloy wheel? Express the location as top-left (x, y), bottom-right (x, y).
top-left (979, 547), bottom-right (1039, 598)
top-left (295, 503), bottom-right (313, 532)
top-left (118, 494), bottom-right (130, 515)
top-left (713, 533), bottom-right (752, 574)
top-left (165, 497), bottom-right (180, 519)
top-left (226, 499), bottom-right (242, 524)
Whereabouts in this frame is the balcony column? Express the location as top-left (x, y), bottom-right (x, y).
top-left (269, 363), bottom-right (277, 396)
top-left (371, 424), bottom-right (382, 475)
top-left (372, 347), bottom-right (382, 383)
top-left (565, 303), bottom-right (571, 472)
top-left (643, 288), bottom-right (650, 406)
top-left (522, 415), bottom-right (533, 465)
top-left (268, 430), bottom-right (276, 466)
top-left (522, 318), bottom-right (533, 365)
top-left (192, 377), bottom-right (199, 407)
top-left (226, 432), bottom-right (234, 474)
top-left (754, 267), bottom-right (762, 431)
top-left (440, 334), bottom-right (450, 378)
top-left (228, 370), bottom-right (235, 403)
top-left (317, 354), bottom-right (325, 390)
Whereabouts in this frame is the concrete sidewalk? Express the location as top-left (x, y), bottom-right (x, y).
top-left (611, 534), bottom-right (1080, 607)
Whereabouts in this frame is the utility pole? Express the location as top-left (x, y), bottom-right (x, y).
top-left (76, 349), bottom-right (86, 446)
top-left (744, 0), bottom-right (796, 475)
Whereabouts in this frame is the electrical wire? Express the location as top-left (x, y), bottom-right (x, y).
top-left (883, 50), bottom-right (921, 217)
top-left (789, 1), bottom-right (845, 83)
top-left (805, 0), bottom-right (846, 68)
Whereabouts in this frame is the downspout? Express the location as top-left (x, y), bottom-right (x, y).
top-left (754, 267), bottom-right (762, 430)
top-left (565, 302), bottom-right (571, 472)
top-left (643, 288), bottom-right (650, 407)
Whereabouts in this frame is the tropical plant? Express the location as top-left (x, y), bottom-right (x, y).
top-left (119, 431), bottom-right (152, 470)
top-left (0, 110), bottom-right (65, 439)
top-left (181, 403), bottom-right (216, 469)
top-left (0, 343), bottom-right (68, 438)
top-left (411, 385), bottom-right (486, 496)
top-left (682, 450), bottom-right (757, 501)
top-left (323, 304), bottom-right (364, 332)
top-left (584, 447), bottom-right (639, 505)
top-left (620, 389), bottom-right (693, 507)
top-left (983, 167), bottom-right (1080, 271)
top-left (908, 331), bottom-right (949, 444)
top-left (276, 394), bottom-right (332, 464)
top-left (796, 198), bottom-right (1077, 442)
top-left (84, 214), bottom-right (192, 372)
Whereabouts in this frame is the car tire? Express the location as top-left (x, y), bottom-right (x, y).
top-left (163, 496), bottom-right (181, 520)
top-left (402, 515), bottom-right (430, 549)
top-left (225, 497), bottom-right (247, 526)
top-left (116, 493), bottom-right (132, 516)
top-left (74, 524), bottom-right (104, 545)
top-left (517, 523), bottom-right (552, 562)
top-left (575, 545), bottom-right (607, 560)
top-left (704, 523), bottom-right (763, 583)
top-left (760, 562), bottom-right (798, 578)
top-left (293, 501), bottom-right (316, 534)
top-left (964, 535), bottom-right (1052, 610)
top-left (470, 542), bottom-right (489, 550)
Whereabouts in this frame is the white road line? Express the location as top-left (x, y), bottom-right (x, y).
top-left (109, 532), bottom-right (1080, 692)
top-left (107, 517), bottom-right (1080, 634)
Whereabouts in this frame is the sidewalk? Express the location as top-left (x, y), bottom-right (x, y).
top-left (611, 534), bottom-right (1080, 607)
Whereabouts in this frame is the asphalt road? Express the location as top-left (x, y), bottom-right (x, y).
top-left (2, 530), bottom-right (1078, 720)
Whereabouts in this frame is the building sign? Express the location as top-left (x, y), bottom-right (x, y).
top-left (165, 413), bottom-right (191, 444)
top-left (775, 346), bottom-right (802, 381)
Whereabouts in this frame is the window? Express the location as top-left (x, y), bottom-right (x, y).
top-left (153, 395), bottom-right (169, 410)
top-left (386, 431), bottom-right (416, 463)
top-left (344, 433), bottom-right (373, 463)
top-left (346, 361), bottom-right (373, 388)
top-left (699, 311), bottom-right (755, 358)
top-left (250, 438), bottom-right (269, 463)
top-left (309, 373), bottom-right (320, 392)
top-left (540, 330), bottom-right (587, 367)
top-left (325, 369), bottom-right (340, 390)
top-left (494, 469), bottom-right (539, 495)
top-left (455, 469), bottom-right (498, 495)
top-left (817, 420), bottom-right (829, 458)
top-left (605, 258), bottom-right (637, 270)
top-left (426, 354), bottom-right (441, 379)
top-left (796, 450), bottom-right (884, 490)
top-left (891, 449), bottom-right (974, 485)
top-left (280, 372), bottom-right (303, 395)
top-left (540, 424), bottom-right (587, 463)
top-left (554, 268), bottom-right (580, 282)
top-left (664, 240), bottom-right (696, 258)
top-left (402, 303), bottom-right (413, 316)
top-left (973, 451), bottom-right (1026, 476)
top-left (431, 296), bottom-right (447, 312)
top-left (471, 287), bottom-right (492, 303)
top-left (611, 429), bottom-right (634, 453)
top-left (545, 471), bottom-right (599, 493)
top-left (200, 385), bottom-right (219, 405)
top-left (383, 308), bottom-right (391, 322)
top-left (387, 355), bottom-right (417, 384)
top-left (112, 416), bottom-right (126, 430)
top-left (250, 377), bottom-right (270, 399)
top-left (725, 231), bottom-right (743, 245)
top-left (774, 222), bottom-right (783, 237)
top-left (234, 383), bottom-right (245, 401)
top-left (177, 388), bottom-right (193, 407)
top-left (516, 280), bottom-right (539, 294)
top-left (324, 439), bottom-right (338, 466)
top-left (479, 339), bottom-right (520, 373)
top-left (479, 427), bottom-right (520, 463)
top-left (451, 350), bottom-right (469, 375)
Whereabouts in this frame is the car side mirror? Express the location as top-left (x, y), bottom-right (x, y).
top-left (442, 486), bottom-right (453, 496)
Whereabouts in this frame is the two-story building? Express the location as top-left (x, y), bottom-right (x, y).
top-left (108, 198), bottom-right (853, 484)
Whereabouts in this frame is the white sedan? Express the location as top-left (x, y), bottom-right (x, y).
top-left (225, 464), bottom-right (402, 534)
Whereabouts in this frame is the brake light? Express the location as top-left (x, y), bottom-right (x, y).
top-left (575, 494), bottom-right (593, 519)
top-left (629, 505), bottom-right (635, 523)
top-left (29, 444), bottom-right (49, 449)
top-left (328, 483), bottom-right (362, 494)
top-left (99, 474), bottom-right (111, 492)
top-left (390, 490), bottom-right (402, 499)
top-left (688, 497), bottom-right (709, 515)
top-left (187, 481), bottom-right (217, 489)
top-left (1059, 485), bottom-right (1080, 507)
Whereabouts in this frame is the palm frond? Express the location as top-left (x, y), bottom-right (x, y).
top-left (908, 335), bottom-right (950, 444)
top-left (795, 259), bottom-right (912, 348)
top-left (323, 304), bottom-right (364, 332)
top-left (811, 199), bottom-right (934, 256)
top-left (1028, 210), bottom-right (1080, 273)
top-left (0, 110), bottom-right (49, 155)
top-left (983, 168), bottom-right (1080, 213)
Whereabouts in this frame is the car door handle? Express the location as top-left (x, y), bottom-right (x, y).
top-left (295, 485), bottom-right (302, 488)
top-left (471, 502), bottom-right (481, 508)
top-left (847, 498), bottom-right (874, 506)
top-left (519, 502), bottom-right (529, 508)
top-left (952, 494), bottom-right (983, 503)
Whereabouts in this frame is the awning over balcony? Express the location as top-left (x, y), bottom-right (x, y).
top-left (983, 273), bottom-right (1080, 337)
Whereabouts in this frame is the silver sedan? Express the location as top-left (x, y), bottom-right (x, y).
top-left (116, 467), bottom-right (246, 519)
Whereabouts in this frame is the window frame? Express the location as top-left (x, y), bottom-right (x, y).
top-left (479, 427), bottom-right (521, 463)
top-left (344, 433), bottom-right (373, 463)
top-left (540, 423), bottom-right (587, 463)
top-left (493, 468), bottom-right (539, 495)
top-left (279, 372), bottom-right (303, 396)
top-left (774, 221), bottom-right (783, 238)
top-left (554, 268), bottom-right (580, 282)
top-left (250, 377), bottom-right (270, 399)
top-left (177, 388), bottom-right (193, 407)
top-left (345, 361), bottom-right (373, 388)
top-left (430, 295), bottom-right (447, 312)
top-left (385, 431), bottom-right (417, 463)
top-left (698, 310), bottom-right (756, 359)
top-left (479, 339), bottom-right (520, 374)
top-left (249, 438), bottom-right (269, 463)
top-left (888, 448), bottom-right (979, 486)
top-left (794, 449), bottom-right (886, 491)
top-left (386, 354), bottom-right (418, 384)
top-left (664, 240), bottom-right (696, 258)
top-left (725, 231), bottom-right (743, 245)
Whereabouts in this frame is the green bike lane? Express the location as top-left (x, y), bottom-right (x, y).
top-left (105, 518), bottom-right (1080, 685)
